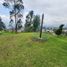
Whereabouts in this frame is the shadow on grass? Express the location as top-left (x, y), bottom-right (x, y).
top-left (32, 37), bottom-right (48, 43)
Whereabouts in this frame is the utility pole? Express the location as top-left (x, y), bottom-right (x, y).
top-left (39, 13), bottom-right (44, 38)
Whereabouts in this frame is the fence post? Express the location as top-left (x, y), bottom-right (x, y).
top-left (39, 13), bottom-right (44, 38)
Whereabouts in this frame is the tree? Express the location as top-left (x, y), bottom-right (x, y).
top-left (0, 17), bottom-right (6, 31)
top-left (17, 19), bottom-right (23, 30)
top-left (54, 24), bottom-right (64, 35)
top-left (24, 10), bottom-right (34, 32)
top-left (9, 19), bottom-right (14, 32)
top-left (33, 15), bottom-right (40, 32)
top-left (29, 10), bottom-right (34, 24)
top-left (3, 0), bottom-right (24, 33)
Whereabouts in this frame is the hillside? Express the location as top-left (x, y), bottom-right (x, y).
top-left (0, 32), bottom-right (67, 67)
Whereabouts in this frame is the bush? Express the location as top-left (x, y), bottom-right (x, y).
top-left (54, 24), bottom-right (64, 35)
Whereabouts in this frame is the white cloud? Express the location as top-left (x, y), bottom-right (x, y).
top-left (0, 0), bottom-right (4, 4)
top-left (0, 0), bottom-right (67, 27)
top-left (24, 0), bottom-right (67, 27)
top-left (0, 14), bottom-right (10, 27)
top-left (0, 14), bottom-right (9, 19)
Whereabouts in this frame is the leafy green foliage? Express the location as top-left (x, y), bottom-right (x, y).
top-left (24, 10), bottom-right (34, 32)
top-left (0, 17), bottom-right (6, 31)
top-left (9, 19), bottom-right (14, 32)
top-left (54, 24), bottom-right (64, 35)
top-left (33, 15), bottom-right (40, 32)
top-left (24, 11), bottom-right (40, 32)
top-left (17, 19), bottom-right (23, 30)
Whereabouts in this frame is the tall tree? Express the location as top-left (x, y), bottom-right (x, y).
top-left (24, 10), bottom-right (34, 32)
top-left (0, 17), bottom-right (6, 31)
top-left (3, 0), bottom-right (24, 33)
top-left (33, 15), bottom-right (40, 32)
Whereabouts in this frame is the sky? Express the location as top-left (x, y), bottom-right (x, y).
top-left (0, 0), bottom-right (67, 28)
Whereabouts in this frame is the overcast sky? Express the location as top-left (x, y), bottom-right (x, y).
top-left (0, 0), bottom-right (67, 27)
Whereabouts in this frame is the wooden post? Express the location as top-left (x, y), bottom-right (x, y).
top-left (39, 13), bottom-right (44, 38)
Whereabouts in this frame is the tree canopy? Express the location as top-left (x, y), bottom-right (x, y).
top-left (24, 10), bottom-right (40, 32)
top-left (3, 0), bottom-right (24, 32)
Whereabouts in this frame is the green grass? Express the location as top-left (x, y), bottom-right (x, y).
top-left (0, 32), bottom-right (67, 67)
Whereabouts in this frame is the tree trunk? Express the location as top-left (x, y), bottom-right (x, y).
top-left (14, 0), bottom-right (17, 33)
top-left (15, 14), bottom-right (17, 33)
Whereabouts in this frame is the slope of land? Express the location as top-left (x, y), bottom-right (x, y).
top-left (0, 32), bottom-right (67, 67)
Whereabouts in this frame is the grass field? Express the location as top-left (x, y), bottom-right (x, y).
top-left (0, 32), bottom-right (67, 67)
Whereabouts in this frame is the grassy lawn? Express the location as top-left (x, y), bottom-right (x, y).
top-left (0, 32), bottom-right (67, 67)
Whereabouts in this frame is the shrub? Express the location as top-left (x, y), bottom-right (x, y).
top-left (54, 24), bottom-right (64, 35)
